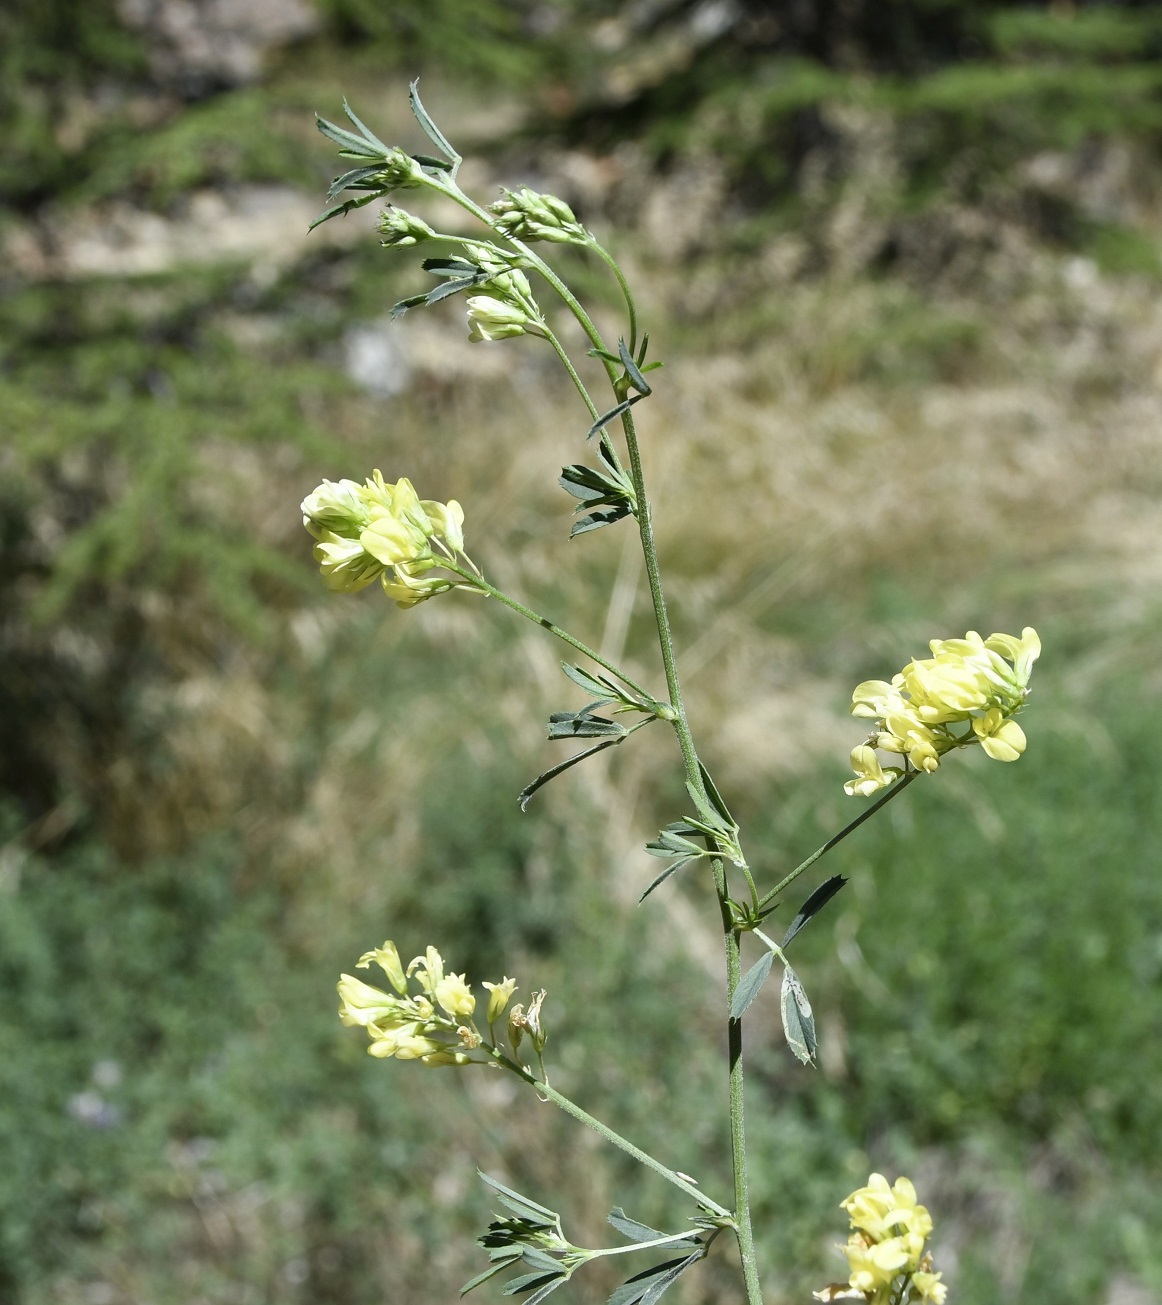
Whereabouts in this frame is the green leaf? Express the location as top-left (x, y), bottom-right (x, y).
top-left (643, 827), bottom-right (704, 858)
top-left (684, 780), bottom-right (727, 834)
top-left (327, 165), bottom-right (386, 200)
top-left (571, 506), bottom-right (632, 536)
top-left (585, 397), bottom-right (640, 441)
top-left (315, 115), bottom-right (383, 158)
top-left (503, 1270), bottom-right (564, 1296)
top-left (606, 1252), bottom-right (703, 1305)
top-left (618, 337), bottom-right (652, 395)
top-left (607, 1209), bottom-right (697, 1247)
top-left (697, 762), bottom-right (735, 829)
top-left (731, 950), bottom-right (775, 1020)
top-left (781, 875), bottom-right (847, 950)
top-left (638, 857), bottom-right (697, 902)
top-left (308, 192), bottom-right (378, 231)
top-left (422, 256), bottom-right (480, 278)
top-left (409, 78), bottom-right (462, 169)
top-left (561, 663), bottom-right (614, 698)
top-left (547, 711), bottom-right (625, 740)
top-left (411, 152), bottom-right (454, 172)
top-left (462, 1256), bottom-right (521, 1295)
top-left (518, 737), bottom-right (624, 811)
top-left (524, 1278), bottom-right (569, 1305)
top-left (520, 1248), bottom-right (563, 1274)
top-left (780, 965), bottom-right (817, 1066)
top-left (341, 98), bottom-right (389, 153)
top-left (479, 1173), bottom-right (560, 1226)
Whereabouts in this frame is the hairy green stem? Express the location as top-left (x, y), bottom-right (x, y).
top-left (757, 770), bottom-right (919, 912)
top-left (446, 178), bottom-right (764, 1300)
top-left (544, 327), bottom-right (600, 420)
top-left (616, 404), bottom-right (764, 1305)
top-left (454, 567), bottom-right (654, 702)
top-left (589, 240), bottom-right (639, 356)
top-left (488, 1047), bottom-right (732, 1219)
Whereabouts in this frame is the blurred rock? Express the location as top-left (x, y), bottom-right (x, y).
top-left (3, 185), bottom-right (372, 280)
top-left (117, 0), bottom-right (318, 92)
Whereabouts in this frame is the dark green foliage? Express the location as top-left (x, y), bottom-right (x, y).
top-left (0, 0), bottom-right (146, 208)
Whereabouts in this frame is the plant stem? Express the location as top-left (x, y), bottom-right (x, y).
top-left (757, 770), bottom-right (919, 912)
top-left (544, 327), bottom-right (600, 420)
top-left (489, 1048), bottom-right (733, 1219)
top-left (589, 240), bottom-right (639, 356)
top-left (617, 405), bottom-right (764, 1305)
top-left (453, 567), bottom-right (655, 702)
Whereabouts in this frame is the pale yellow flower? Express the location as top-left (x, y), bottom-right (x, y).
top-left (466, 295), bottom-right (534, 342)
top-left (843, 1236), bottom-right (913, 1293)
top-left (301, 478), bottom-right (370, 540)
top-left (846, 627), bottom-right (1038, 794)
top-left (434, 972), bottom-right (476, 1019)
top-left (312, 531), bottom-right (386, 592)
top-left (356, 941), bottom-right (408, 994)
top-left (303, 469), bottom-right (472, 605)
top-left (844, 746), bottom-right (902, 797)
top-left (482, 977), bottom-right (518, 1024)
top-left (367, 1026), bottom-right (443, 1060)
top-left (972, 707), bottom-right (1027, 761)
top-left (912, 1270), bottom-right (947, 1303)
top-left (337, 974), bottom-right (409, 1028)
top-left (851, 679), bottom-right (906, 720)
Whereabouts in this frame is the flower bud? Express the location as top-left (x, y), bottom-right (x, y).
top-left (482, 977), bottom-right (518, 1024)
top-left (489, 186), bottom-right (587, 245)
top-left (466, 294), bottom-right (538, 342)
top-left (378, 206), bottom-right (436, 247)
top-left (301, 478), bottom-right (369, 541)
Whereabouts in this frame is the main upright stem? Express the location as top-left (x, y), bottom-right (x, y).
top-left (618, 406), bottom-right (765, 1305)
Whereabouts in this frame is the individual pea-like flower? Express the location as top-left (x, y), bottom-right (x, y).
top-left (482, 976), bottom-right (518, 1025)
top-left (844, 627), bottom-right (1039, 795)
top-left (488, 186), bottom-right (588, 245)
top-left (815, 1174), bottom-right (947, 1305)
top-left (301, 469), bottom-right (481, 607)
top-left (844, 746), bottom-right (903, 797)
top-left (338, 940), bottom-right (533, 1070)
top-left (466, 294), bottom-right (547, 343)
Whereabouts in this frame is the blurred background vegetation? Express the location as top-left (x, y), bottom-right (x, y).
top-left (2, 1), bottom-right (1161, 1303)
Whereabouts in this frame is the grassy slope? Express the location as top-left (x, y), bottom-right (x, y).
top-left (3, 8), bottom-right (1162, 1305)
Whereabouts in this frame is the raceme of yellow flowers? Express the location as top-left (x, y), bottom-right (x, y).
top-left (300, 471), bottom-right (477, 607)
top-left (814, 1173), bottom-right (947, 1304)
top-left (337, 940), bottom-right (545, 1069)
top-left (845, 628), bottom-right (1040, 796)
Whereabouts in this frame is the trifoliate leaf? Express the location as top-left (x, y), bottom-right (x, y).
top-left (547, 711), bottom-right (626, 740)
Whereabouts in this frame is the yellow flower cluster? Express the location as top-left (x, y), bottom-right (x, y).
top-left (815, 1174), bottom-right (946, 1304)
top-left (845, 628), bottom-right (1039, 796)
top-left (337, 941), bottom-right (521, 1068)
top-left (301, 470), bottom-right (473, 606)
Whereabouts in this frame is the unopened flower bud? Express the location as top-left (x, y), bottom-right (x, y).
top-left (489, 186), bottom-right (587, 245)
top-left (466, 295), bottom-right (545, 343)
top-left (378, 206), bottom-right (436, 247)
top-left (482, 977), bottom-right (518, 1024)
